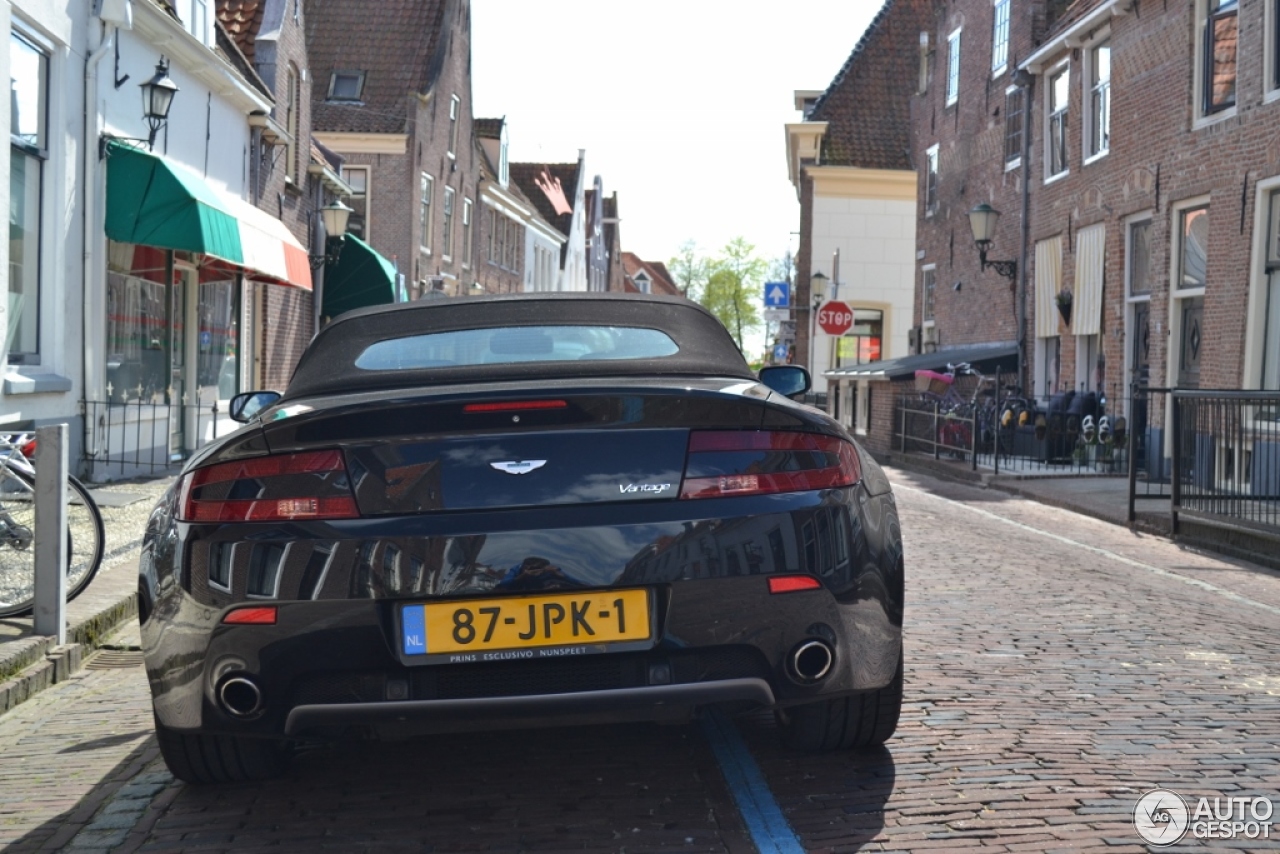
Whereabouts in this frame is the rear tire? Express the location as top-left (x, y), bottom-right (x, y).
top-left (154, 716), bottom-right (288, 784)
top-left (776, 653), bottom-right (903, 752)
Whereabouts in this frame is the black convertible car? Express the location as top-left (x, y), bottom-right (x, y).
top-left (139, 293), bottom-right (905, 783)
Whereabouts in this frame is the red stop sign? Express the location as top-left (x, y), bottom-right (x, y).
top-left (817, 300), bottom-right (854, 335)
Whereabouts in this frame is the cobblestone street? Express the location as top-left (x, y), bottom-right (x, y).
top-left (1, 467), bottom-right (1278, 852)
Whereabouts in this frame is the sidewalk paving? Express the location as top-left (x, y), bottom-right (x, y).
top-left (0, 454), bottom-right (1194, 721)
top-left (0, 476), bottom-right (175, 715)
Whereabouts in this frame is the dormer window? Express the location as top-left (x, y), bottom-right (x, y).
top-left (328, 71), bottom-right (365, 102)
top-left (634, 271), bottom-right (651, 294)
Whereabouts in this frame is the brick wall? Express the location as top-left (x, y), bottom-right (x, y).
top-left (911, 0), bottom-right (1038, 364)
top-left (921, 0), bottom-right (1280, 403)
top-left (1028, 0), bottom-right (1280, 397)
top-left (246, 0), bottom-right (316, 388)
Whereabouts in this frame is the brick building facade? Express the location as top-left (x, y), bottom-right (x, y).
top-left (307, 0), bottom-right (486, 300)
top-left (219, 0), bottom-right (336, 389)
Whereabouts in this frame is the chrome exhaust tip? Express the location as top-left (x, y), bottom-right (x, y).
top-left (218, 676), bottom-right (264, 718)
top-left (790, 640), bottom-right (835, 683)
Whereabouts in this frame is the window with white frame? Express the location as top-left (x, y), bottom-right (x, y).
top-left (487, 207), bottom-right (497, 262)
top-left (855, 382), bottom-right (871, 435)
top-left (286, 64), bottom-right (300, 184)
top-left (1004, 86), bottom-right (1024, 166)
top-left (419, 173), bottom-right (434, 253)
top-left (328, 71), bottom-right (365, 102)
top-left (461, 198), bottom-right (473, 268)
top-left (1086, 40), bottom-right (1110, 160)
top-left (1179, 205), bottom-right (1209, 290)
top-left (174, 0), bottom-right (210, 45)
top-left (342, 166), bottom-right (369, 239)
top-left (448, 95), bottom-right (460, 158)
top-left (946, 28), bottom-right (961, 105)
top-left (1128, 217), bottom-right (1152, 298)
top-left (441, 187), bottom-right (455, 260)
top-left (1262, 192), bottom-right (1280, 389)
top-left (924, 145), bottom-right (939, 216)
top-left (922, 265), bottom-right (936, 321)
top-left (991, 0), bottom-right (1010, 76)
top-left (1270, 0), bottom-right (1280, 96)
top-left (8, 30), bottom-right (48, 362)
top-left (1076, 334), bottom-right (1101, 392)
top-left (1047, 63), bottom-right (1070, 178)
top-left (1036, 336), bottom-right (1062, 400)
top-left (1198, 0), bottom-right (1238, 117)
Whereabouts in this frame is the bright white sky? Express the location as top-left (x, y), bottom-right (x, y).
top-left (471, 0), bottom-right (882, 276)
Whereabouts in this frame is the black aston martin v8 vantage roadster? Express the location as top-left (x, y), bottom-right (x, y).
top-left (139, 293), bottom-right (904, 783)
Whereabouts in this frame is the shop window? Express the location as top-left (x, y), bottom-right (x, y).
top-left (834, 310), bottom-right (883, 368)
top-left (8, 31), bottom-right (47, 363)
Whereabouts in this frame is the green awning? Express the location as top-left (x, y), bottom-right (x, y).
top-left (104, 140), bottom-right (312, 289)
top-left (322, 235), bottom-right (399, 319)
top-left (105, 140), bottom-right (243, 260)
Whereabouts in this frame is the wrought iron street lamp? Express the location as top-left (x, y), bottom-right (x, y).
top-left (310, 199), bottom-right (353, 269)
top-left (968, 202), bottom-right (1017, 281)
top-left (140, 58), bottom-right (179, 150)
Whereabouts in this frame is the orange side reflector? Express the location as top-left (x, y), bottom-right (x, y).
top-left (767, 575), bottom-right (822, 594)
top-left (222, 606), bottom-right (278, 625)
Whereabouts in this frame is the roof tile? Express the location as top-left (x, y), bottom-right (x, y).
top-left (305, 0), bottom-right (450, 134)
top-left (808, 0), bottom-right (931, 171)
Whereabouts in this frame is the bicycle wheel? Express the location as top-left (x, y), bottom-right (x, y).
top-left (0, 468), bottom-right (105, 619)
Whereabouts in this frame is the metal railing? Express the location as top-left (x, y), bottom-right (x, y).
top-left (1168, 389), bottom-right (1280, 535)
top-left (82, 397), bottom-right (233, 480)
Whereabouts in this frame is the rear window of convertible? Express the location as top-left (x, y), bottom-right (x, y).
top-left (353, 325), bottom-right (680, 370)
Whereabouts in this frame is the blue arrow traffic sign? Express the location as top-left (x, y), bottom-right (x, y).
top-left (763, 282), bottom-right (790, 308)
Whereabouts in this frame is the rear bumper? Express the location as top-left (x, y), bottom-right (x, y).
top-left (141, 489), bottom-right (904, 735)
top-left (284, 678), bottom-right (776, 735)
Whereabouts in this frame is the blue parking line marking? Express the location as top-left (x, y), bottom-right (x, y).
top-left (700, 709), bottom-right (805, 854)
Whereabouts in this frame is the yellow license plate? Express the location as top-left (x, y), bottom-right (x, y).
top-left (401, 588), bottom-right (651, 658)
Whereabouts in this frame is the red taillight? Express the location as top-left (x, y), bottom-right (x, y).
top-left (679, 430), bottom-right (861, 499)
top-left (768, 575), bottom-right (823, 594)
top-left (222, 606), bottom-right (278, 625)
top-left (18, 437), bottom-right (36, 459)
top-left (179, 449), bottom-right (359, 522)
top-left (463, 400), bottom-right (568, 413)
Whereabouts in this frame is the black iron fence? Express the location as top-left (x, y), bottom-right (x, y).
top-left (82, 398), bottom-right (232, 480)
top-left (894, 371), bottom-right (1138, 476)
top-left (1165, 388), bottom-right (1280, 534)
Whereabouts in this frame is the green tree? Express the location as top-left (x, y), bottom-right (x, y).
top-left (668, 240), bottom-right (711, 300)
top-left (702, 237), bottom-right (765, 351)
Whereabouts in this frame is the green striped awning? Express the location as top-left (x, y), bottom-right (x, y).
top-left (104, 140), bottom-right (311, 289)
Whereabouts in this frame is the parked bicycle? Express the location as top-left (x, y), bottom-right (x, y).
top-left (0, 433), bottom-right (105, 618)
top-left (915, 362), bottom-right (998, 455)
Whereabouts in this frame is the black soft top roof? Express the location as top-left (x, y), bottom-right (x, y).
top-left (283, 292), bottom-right (753, 401)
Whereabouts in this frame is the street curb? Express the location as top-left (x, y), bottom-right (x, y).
top-left (0, 589), bottom-right (138, 715)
